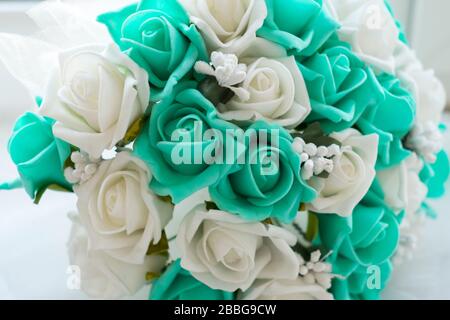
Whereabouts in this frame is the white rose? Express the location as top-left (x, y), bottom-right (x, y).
top-left (177, 204), bottom-right (300, 292)
top-left (239, 278), bottom-right (334, 300)
top-left (67, 214), bottom-right (167, 299)
top-left (324, 0), bottom-right (399, 73)
top-left (377, 154), bottom-right (428, 215)
top-left (39, 44), bottom-right (150, 158)
top-left (217, 39), bottom-right (311, 128)
top-left (180, 0), bottom-right (267, 54)
top-left (306, 129), bottom-right (378, 217)
top-left (75, 152), bottom-right (173, 264)
top-left (394, 43), bottom-right (447, 125)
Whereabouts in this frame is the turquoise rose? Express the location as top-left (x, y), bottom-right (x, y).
top-left (150, 259), bottom-right (234, 300)
top-left (257, 0), bottom-right (339, 59)
top-left (134, 82), bottom-right (241, 203)
top-left (331, 261), bottom-right (393, 300)
top-left (357, 73), bottom-right (416, 169)
top-left (98, 0), bottom-right (208, 101)
top-left (298, 39), bottom-right (384, 133)
top-left (210, 121), bottom-right (317, 224)
top-left (5, 112), bottom-right (72, 199)
top-left (420, 150), bottom-right (450, 199)
top-left (318, 203), bottom-right (400, 300)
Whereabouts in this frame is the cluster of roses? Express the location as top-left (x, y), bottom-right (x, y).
top-left (1, 0), bottom-right (448, 300)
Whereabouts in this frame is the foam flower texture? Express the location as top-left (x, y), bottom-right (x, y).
top-left (376, 154), bottom-right (428, 215)
top-left (177, 204), bottom-right (300, 292)
top-left (134, 82), bottom-right (241, 204)
top-left (39, 44), bottom-right (150, 158)
top-left (306, 129), bottom-right (379, 217)
top-left (218, 38), bottom-right (312, 128)
top-left (150, 259), bottom-right (234, 300)
top-left (179, 0), bottom-right (268, 55)
top-left (240, 278), bottom-right (333, 300)
top-left (357, 73), bottom-right (415, 169)
top-left (75, 152), bottom-right (173, 265)
top-left (394, 42), bottom-right (447, 126)
top-left (98, 0), bottom-right (208, 101)
top-left (318, 203), bottom-right (400, 299)
top-left (258, 0), bottom-right (339, 59)
top-left (299, 38), bottom-right (384, 133)
top-left (68, 213), bottom-right (167, 299)
top-left (324, 0), bottom-right (400, 73)
top-left (5, 112), bottom-right (72, 199)
top-left (210, 121), bottom-right (317, 224)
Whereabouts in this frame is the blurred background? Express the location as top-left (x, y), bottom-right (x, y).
top-left (0, 0), bottom-right (449, 299)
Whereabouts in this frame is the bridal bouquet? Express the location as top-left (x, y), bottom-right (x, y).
top-left (1, 0), bottom-right (448, 300)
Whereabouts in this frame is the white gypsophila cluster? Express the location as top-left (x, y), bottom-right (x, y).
top-left (299, 250), bottom-right (333, 290)
top-left (64, 151), bottom-right (101, 185)
top-left (406, 122), bottom-right (443, 164)
top-left (195, 51), bottom-right (250, 101)
top-left (292, 137), bottom-right (341, 181)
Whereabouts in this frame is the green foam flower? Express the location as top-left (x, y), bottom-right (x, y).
top-left (98, 0), bottom-right (208, 102)
top-left (150, 259), bottom-right (234, 300)
top-left (257, 0), bottom-right (339, 59)
top-left (299, 39), bottom-right (384, 133)
top-left (420, 150), bottom-right (450, 199)
top-left (318, 203), bottom-right (400, 300)
top-left (6, 112), bottom-right (72, 199)
top-left (357, 73), bottom-right (416, 170)
top-left (134, 82), bottom-right (241, 203)
top-left (210, 121), bottom-right (317, 224)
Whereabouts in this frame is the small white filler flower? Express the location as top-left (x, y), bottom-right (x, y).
top-left (64, 151), bottom-right (101, 185)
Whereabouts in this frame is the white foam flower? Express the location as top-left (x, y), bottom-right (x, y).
top-left (39, 44), bottom-right (150, 158)
top-left (377, 153), bottom-right (428, 215)
top-left (74, 152), bottom-right (173, 265)
top-left (406, 122), bottom-right (443, 164)
top-left (239, 278), bottom-right (334, 300)
top-left (179, 0), bottom-right (267, 54)
top-left (67, 213), bottom-right (167, 299)
top-left (217, 38), bottom-right (311, 128)
top-left (306, 129), bottom-right (379, 217)
top-left (324, 0), bottom-right (399, 73)
top-left (394, 42), bottom-right (447, 126)
top-left (177, 203), bottom-right (300, 292)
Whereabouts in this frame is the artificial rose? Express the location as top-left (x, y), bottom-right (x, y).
top-left (318, 203), bottom-right (400, 299)
top-left (67, 214), bottom-right (167, 299)
top-left (210, 121), bottom-right (317, 224)
top-left (299, 39), bottom-right (384, 133)
top-left (357, 73), bottom-right (415, 169)
top-left (39, 44), bottom-right (149, 158)
top-left (75, 152), bottom-right (173, 264)
top-left (134, 82), bottom-right (241, 203)
top-left (240, 278), bottom-right (333, 300)
top-left (150, 259), bottom-right (234, 300)
top-left (5, 112), bottom-right (71, 199)
top-left (377, 154), bottom-right (428, 215)
top-left (394, 42), bottom-right (447, 126)
top-left (306, 129), bottom-right (378, 217)
top-left (217, 38), bottom-right (311, 128)
top-left (324, 0), bottom-right (399, 73)
top-left (258, 0), bottom-right (339, 58)
top-left (177, 204), bottom-right (300, 292)
top-left (98, 0), bottom-right (208, 101)
top-left (179, 0), bottom-right (267, 54)
top-left (332, 261), bottom-right (393, 300)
